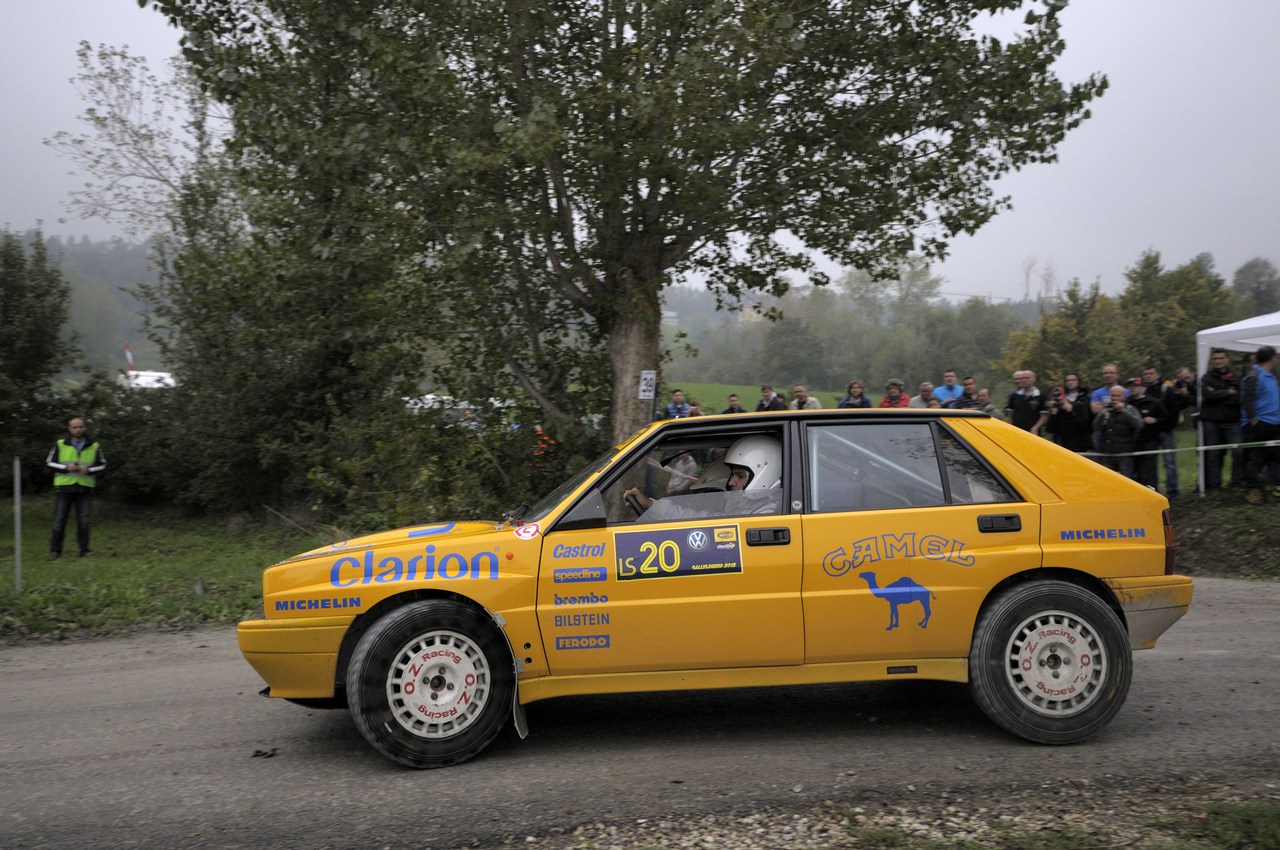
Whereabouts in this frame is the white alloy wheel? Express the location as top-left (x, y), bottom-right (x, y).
top-left (1002, 609), bottom-right (1107, 717)
top-left (386, 629), bottom-right (490, 739)
top-left (969, 580), bottom-right (1131, 744)
top-left (348, 600), bottom-right (513, 768)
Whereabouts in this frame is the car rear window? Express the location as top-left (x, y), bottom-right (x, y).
top-left (807, 422), bottom-right (1016, 513)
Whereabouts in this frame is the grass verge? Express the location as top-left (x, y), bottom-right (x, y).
top-left (0, 498), bottom-right (321, 640)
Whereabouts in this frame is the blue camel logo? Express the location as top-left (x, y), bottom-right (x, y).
top-left (858, 571), bottom-right (936, 630)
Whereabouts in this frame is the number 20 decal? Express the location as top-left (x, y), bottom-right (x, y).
top-left (613, 526), bottom-right (743, 581)
top-left (618, 539), bottom-right (681, 578)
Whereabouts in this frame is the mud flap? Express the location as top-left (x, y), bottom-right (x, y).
top-left (512, 690), bottom-right (529, 740)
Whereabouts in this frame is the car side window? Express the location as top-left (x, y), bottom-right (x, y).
top-left (808, 423), bottom-right (945, 512)
top-left (600, 431), bottom-right (784, 524)
top-left (936, 428), bottom-right (1018, 504)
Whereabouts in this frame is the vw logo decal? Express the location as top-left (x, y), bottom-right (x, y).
top-left (686, 530), bottom-right (710, 551)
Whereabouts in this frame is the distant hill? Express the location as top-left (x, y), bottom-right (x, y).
top-left (23, 231), bottom-right (163, 378)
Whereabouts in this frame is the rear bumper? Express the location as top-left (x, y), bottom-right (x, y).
top-left (1103, 575), bottom-right (1194, 650)
top-left (237, 616), bottom-right (351, 698)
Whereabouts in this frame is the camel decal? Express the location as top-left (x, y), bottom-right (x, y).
top-left (858, 571), bottom-right (936, 630)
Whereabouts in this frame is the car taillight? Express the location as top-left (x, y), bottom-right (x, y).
top-left (1162, 508), bottom-right (1176, 575)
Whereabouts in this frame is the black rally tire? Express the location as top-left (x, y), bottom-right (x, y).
top-left (347, 600), bottom-right (514, 768)
top-left (968, 580), bottom-right (1132, 744)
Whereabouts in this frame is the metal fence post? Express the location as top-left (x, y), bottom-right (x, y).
top-left (13, 457), bottom-right (22, 595)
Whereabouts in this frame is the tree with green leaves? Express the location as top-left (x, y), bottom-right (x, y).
top-left (145, 0), bottom-right (1105, 444)
top-left (45, 42), bottom-right (216, 240)
top-left (1232, 257), bottom-right (1280, 315)
top-left (0, 230), bottom-right (78, 475)
top-left (1000, 251), bottom-right (1243, 390)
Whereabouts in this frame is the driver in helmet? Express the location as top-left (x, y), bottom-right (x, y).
top-left (625, 435), bottom-right (782, 521)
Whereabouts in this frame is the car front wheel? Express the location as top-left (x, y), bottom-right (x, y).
top-left (347, 600), bottom-right (514, 768)
top-left (969, 580), bottom-right (1131, 744)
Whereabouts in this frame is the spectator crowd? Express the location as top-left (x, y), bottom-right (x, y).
top-left (660, 345), bottom-right (1280, 505)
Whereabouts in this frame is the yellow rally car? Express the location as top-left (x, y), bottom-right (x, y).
top-left (238, 409), bottom-right (1192, 768)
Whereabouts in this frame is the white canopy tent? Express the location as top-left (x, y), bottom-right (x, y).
top-left (1195, 310), bottom-right (1280, 377)
top-left (1193, 310), bottom-right (1280, 493)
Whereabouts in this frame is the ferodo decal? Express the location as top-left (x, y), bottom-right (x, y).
top-left (614, 525), bottom-right (742, 581)
top-left (555, 634), bottom-right (610, 650)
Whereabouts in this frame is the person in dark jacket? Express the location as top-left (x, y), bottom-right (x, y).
top-left (1092, 386), bottom-right (1143, 480)
top-left (836, 380), bottom-right (872, 409)
top-left (1143, 365), bottom-right (1187, 496)
top-left (1199, 348), bottom-right (1242, 490)
top-left (1239, 345), bottom-right (1280, 504)
top-left (1045, 371), bottom-right (1093, 452)
top-left (1126, 378), bottom-right (1169, 489)
top-left (755, 385), bottom-right (787, 412)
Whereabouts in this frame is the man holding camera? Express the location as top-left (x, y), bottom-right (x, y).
top-left (1045, 371), bottom-right (1093, 452)
top-left (1092, 385), bottom-right (1143, 479)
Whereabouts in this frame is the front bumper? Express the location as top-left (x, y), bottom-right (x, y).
top-left (237, 616), bottom-right (352, 699)
top-left (1104, 575), bottom-right (1194, 650)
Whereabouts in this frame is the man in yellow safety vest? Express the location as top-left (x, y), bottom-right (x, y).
top-left (46, 417), bottom-right (106, 559)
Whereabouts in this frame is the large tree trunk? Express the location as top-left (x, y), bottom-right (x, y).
top-left (606, 280), bottom-right (662, 446)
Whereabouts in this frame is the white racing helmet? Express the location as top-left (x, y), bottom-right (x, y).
top-left (723, 435), bottom-right (782, 490)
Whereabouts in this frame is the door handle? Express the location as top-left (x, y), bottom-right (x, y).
top-left (746, 527), bottom-right (791, 546)
top-left (978, 514), bottom-right (1022, 533)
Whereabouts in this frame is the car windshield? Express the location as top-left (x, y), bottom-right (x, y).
top-left (519, 444), bottom-right (622, 524)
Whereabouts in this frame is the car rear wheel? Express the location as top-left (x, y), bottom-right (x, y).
top-left (969, 580), bottom-right (1131, 744)
top-left (347, 600), bottom-right (514, 768)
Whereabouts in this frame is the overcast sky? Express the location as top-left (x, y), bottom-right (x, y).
top-left (2, 0), bottom-right (1277, 302)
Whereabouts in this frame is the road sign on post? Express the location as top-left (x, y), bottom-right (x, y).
top-left (638, 370), bottom-right (657, 400)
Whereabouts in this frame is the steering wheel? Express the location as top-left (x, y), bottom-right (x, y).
top-left (625, 493), bottom-right (646, 516)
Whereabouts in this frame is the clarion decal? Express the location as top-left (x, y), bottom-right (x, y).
top-left (275, 596), bottom-right (362, 611)
top-left (330, 545), bottom-right (499, 587)
top-left (1059, 528), bottom-right (1147, 541)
